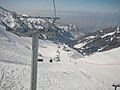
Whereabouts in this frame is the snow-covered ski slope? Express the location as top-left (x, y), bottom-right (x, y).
top-left (0, 25), bottom-right (120, 90)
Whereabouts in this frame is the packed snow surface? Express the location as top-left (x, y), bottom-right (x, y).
top-left (0, 25), bottom-right (120, 90)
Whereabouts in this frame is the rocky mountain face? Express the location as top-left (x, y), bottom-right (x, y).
top-left (0, 6), bottom-right (84, 47)
top-left (74, 27), bottom-right (120, 55)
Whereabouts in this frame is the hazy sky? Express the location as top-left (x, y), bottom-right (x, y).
top-left (0, 0), bottom-right (120, 12)
top-left (0, 0), bottom-right (120, 30)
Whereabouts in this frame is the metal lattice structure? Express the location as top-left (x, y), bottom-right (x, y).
top-left (31, 29), bottom-right (39, 90)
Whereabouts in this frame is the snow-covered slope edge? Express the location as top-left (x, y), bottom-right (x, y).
top-left (76, 47), bottom-right (120, 90)
top-left (79, 47), bottom-right (120, 64)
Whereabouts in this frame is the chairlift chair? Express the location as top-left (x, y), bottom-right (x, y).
top-left (38, 56), bottom-right (43, 62)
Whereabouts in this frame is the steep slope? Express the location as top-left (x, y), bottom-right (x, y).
top-left (0, 6), bottom-right (15, 32)
top-left (75, 27), bottom-right (120, 55)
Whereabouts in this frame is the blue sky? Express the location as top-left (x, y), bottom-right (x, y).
top-left (0, 0), bottom-right (120, 13)
top-left (0, 0), bottom-right (120, 30)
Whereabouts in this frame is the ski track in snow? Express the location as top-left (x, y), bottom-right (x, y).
top-left (79, 61), bottom-right (120, 66)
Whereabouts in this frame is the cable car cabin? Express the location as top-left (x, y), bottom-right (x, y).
top-left (38, 56), bottom-right (43, 62)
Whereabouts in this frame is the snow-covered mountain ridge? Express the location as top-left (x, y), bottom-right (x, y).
top-left (75, 27), bottom-right (120, 55)
top-left (0, 6), bottom-right (84, 47)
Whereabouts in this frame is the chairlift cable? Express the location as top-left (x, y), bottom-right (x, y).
top-left (53, 0), bottom-right (57, 17)
top-left (52, 0), bottom-right (61, 61)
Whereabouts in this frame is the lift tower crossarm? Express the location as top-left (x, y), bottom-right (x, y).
top-left (15, 16), bottom-right (60, 19)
